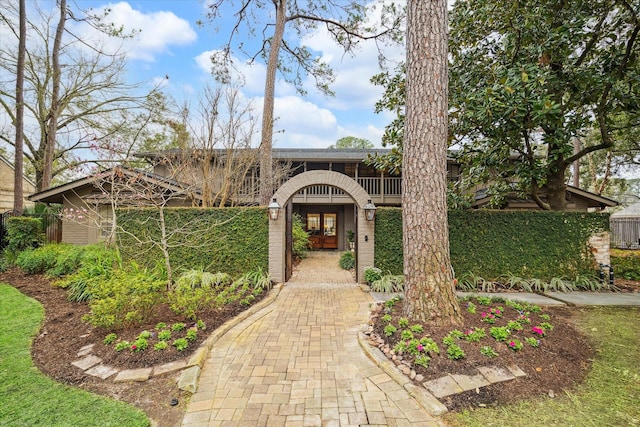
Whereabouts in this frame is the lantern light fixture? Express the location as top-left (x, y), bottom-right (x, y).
top-left (268, 198), bottom-right (281, 220)
top-left (363, 199), bottom-right (377, 221)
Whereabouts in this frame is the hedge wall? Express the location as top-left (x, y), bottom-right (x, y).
top-left (117, 207), bottom-right (268, 277)
top-left (374, 208), bottom-right (610, 281)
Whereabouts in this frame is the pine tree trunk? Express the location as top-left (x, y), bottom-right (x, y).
top-left (259, 0), bottom-right (286, 205)
top-left (13, 0), bottom-right (26, 212)
top-left (402, 0), bottom-right (461, 325)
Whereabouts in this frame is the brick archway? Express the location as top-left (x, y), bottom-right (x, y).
top-left (269, 170), bottom-right (375, 284)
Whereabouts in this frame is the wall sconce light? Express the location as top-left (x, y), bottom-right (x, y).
top-left (268, 198), bottom-right (281, 221)
top-left (363, 199), bottom-right (377, 221)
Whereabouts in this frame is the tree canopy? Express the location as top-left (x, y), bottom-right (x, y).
top-left (328, 136), bottom-right (374, 149)
top-left (371, 0), bottom-right (640, 210)
top-left (202, 0), bottom-right (404, 204)
top-left (0, 1), bottom-right (163, 191)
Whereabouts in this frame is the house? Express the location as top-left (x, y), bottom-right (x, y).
top-left (27, 148), bottom-right (618, 282)
top-left (0, 155), bottom-right (35, 212)
top-left (28, 166), bottom-right (202, 245)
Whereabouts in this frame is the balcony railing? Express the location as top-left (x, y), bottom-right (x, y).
top-left (238, 174), bottom-right (402, 201)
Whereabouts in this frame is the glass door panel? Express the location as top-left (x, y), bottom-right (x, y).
top-left (324, 214), bottom-right (336, 236)
top-left (306, 213), bottom-right (338, 249)
top-left (307, 213), bottom-right (322, 249)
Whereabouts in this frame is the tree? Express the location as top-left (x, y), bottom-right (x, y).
top-left (0, 1), bottom-right (161, 191)
top-left (578, 112), bottom-right (640, 197)
top-left (328, 136), bottom-right (374, 149)
top-left (12, 0), bottom-right (26, 213)
top-left (144, 85), bottom-right (271, 208)
top-left (402, 0), bottom-right (461, 325)
top-left (202, 1), bottom-right (404, 205)
top-left (372, 1), bottom-right (640, 211)
top-left (448, 0), bottom-right (640, 210)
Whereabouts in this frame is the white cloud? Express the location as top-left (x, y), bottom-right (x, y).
top-left (300, 0), bottom-right (405, 111)
top-left (72, 2), bottom-right (197, 62)
top-left (194, 49), bottom-right (300, 97)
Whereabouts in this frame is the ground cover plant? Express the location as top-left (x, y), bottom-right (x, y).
top-left (0, 240), bottom-right (274, 424)
top-left (0, 283), bottom-right (149, 427)
top-left (444, 307), bottom-right (640, 426)
top-left (370, 295), bottom-right (594, 411)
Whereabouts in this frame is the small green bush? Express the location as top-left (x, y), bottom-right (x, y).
top-left (292, 213), bottom-right (310, 260)
top-left (364, 267), bottom-right (382, 283)
top-left (339, 251), bottom-right (354, 270)
top-left (5, 217), bottom-right (42, 255)
top-left (83, 263), bottom-right (166, 329)
top-left (15, 245), bottom-right (63, 274)
top-left (612, 251), bottom-right (640, 280)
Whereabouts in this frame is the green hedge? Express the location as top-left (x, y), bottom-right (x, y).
top-left (375, 208), bottom-right (610, 280)
top-left (116, 207), bottom-right (268, 277)
top-left (5, 217), bottom-right (43, 253)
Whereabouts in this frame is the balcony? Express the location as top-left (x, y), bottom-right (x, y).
top-left (238, 174), bottom-right (402, 205)
top-left (292, 176), bottom-right (402, 205)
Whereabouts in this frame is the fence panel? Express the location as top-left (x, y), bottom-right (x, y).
top-left (610, 217), bottom-right (640, 249)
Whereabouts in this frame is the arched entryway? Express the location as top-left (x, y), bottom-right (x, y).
top-left (269, 170), bottom-right (375, 284)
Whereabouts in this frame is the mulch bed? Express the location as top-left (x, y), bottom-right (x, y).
top-left (2, 266), bottom-right (638, 422)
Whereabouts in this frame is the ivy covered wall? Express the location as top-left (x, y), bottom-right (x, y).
top-left (374, 208), bottom-right (610, 280)
top-left (117, 207), bottom-right (268, 277)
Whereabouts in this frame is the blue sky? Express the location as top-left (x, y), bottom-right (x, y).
top-left (67, 0), bottom-right (404, 149)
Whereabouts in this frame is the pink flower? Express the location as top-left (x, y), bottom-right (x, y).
top-left (508, 341), bottom-right (515, 347)
top-left (131, 345), bottom-right (137, 350)
top-left (481, 312), bottom-right (487, 318)
top-left (417, 344), bottom-right (424, 352)
top-left (532, 327), bottom-right (544, 336)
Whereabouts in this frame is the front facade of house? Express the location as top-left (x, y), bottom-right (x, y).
top-left (28, 148), bottom-right (618, 283)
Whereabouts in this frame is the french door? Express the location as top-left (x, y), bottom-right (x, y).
top-left (306, 213), bottom-right (338, 249)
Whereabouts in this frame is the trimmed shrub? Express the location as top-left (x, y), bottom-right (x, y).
top-left (117, 207), bottom-right (268, 277)
top-left (5, 217), bottom-right (42, 255)
top-left (84, 263), bottom-right (166, 329)
top-left (375, 208), bottom-right (609, 281)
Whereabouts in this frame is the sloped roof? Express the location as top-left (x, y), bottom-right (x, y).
top-left (473, 185), bottom-right (618, 209)
top-left (28, 166), bottom-right (202, 204)
top-left (134, 148), bottom-right (461, 163)
top-left (611, 202), bottom-right (640, 218)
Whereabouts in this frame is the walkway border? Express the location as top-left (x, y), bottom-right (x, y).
top-left (357, 331), bottom-right (449, 416)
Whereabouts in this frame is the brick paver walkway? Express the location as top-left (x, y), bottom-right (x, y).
top-left (181, 251), bottom-right (444, 427)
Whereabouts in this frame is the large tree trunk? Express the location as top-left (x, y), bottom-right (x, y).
top-left (545, 165), bottom-right (568, 211)
top-left (41, 0), bottom-right (66, 191)
top-left (402, 0), bottom-right (461, 325)
top-left (13, 0), bottom-right (26, 212)
top-left (259, 0), bottom-right (287, 205)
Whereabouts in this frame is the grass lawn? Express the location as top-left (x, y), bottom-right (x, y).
top-left (0, 283), bottom-right (149, 427)
top-left (445, 306), bottom-right (640, 427)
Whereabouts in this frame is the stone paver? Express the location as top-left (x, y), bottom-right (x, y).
top-left (71, 354), bottom-right (102, 371)
top-left (476, 365), bottom-right (515, 383)
top-left (182, 252), bottom-right (445, 427)
top-left (113, 367), bottom-right (152, 382)
top-left (85, 364), bottom-right (119, 380)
